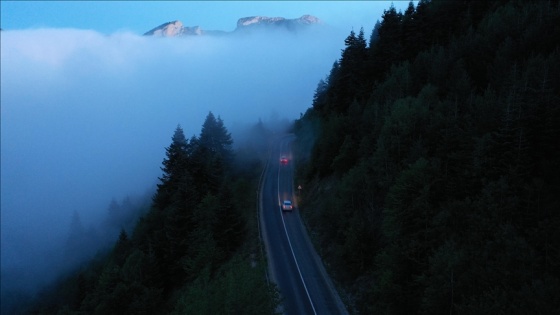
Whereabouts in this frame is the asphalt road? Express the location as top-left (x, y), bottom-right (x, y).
top-left (259, 135), bottom-right (348, 315)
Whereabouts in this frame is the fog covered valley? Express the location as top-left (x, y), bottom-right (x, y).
top-left (0, 21), bottom-right (348, 312)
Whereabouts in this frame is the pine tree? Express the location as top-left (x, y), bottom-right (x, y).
top-left (113, 229), bottom-right (130, 266)
top-left (312, 79), bottom-right (328, 111)
top-left (194, 112), bottom-right (234, 194)
top-left (199, 112), bottom-right (233, 163)
top-left (376, 4), bottom-right (403, 65)
top-left (369, 20), bottom-right (381, 46)
top-left (154, 125), bottom-right (189, 209)
top-left (331, 27), bottom-right (369, 113)
top-left (214, 184), bottom-right (247, 256)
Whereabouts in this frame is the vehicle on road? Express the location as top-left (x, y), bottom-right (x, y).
top-left (280, 155), bottom-right (288, 165)
top-left (282, 200), bottom-right (293, 211)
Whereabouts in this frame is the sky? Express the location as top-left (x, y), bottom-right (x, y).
top-left (1, 1), bottom-right (410, 34)
top-left (1, 0), bottom-right (413, 310)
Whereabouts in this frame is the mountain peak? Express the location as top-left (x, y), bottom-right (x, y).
top-left (144, 20), bottom-right (183, 37)
top-left (299, 15), bottom-right (321, 24)
top-left (144, 14), bottom-right (322, 37)
top-left (236, 16), bottom-right (286, 28)
top-left (143, 20), bottom-right (203, 37)
top-left (234, 15), bottom-right (322, 32)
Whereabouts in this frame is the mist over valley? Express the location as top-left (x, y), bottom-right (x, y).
top-left (0, 18), bottom-right (348, 304)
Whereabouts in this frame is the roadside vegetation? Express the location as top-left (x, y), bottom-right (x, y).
top-left (26, 113), bottom-right (279, 314)
top-left (294, 0), bottom-right (560, 313)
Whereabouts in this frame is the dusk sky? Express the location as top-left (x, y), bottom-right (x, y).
top-left (1, 1), bottom-right (411, 35)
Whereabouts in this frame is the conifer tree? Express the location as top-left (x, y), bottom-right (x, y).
top-left (194, 112), bottom-right (234, 193)
top-left (199, 112), bottom-right (233, 163)
top-left (154, 125), bottom-right (189, 209)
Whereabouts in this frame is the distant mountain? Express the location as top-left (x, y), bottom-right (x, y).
top-left (235, 15), bottom-right (321, 32)
top-left (143, 15), bottom-right (322, 37)
top-left (143, 20), bottom-right (227, 37)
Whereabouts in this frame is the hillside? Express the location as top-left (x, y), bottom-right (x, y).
top-left (294, 0), bottom-right (560, 313)
top-left (23, 114), bottom-right (279, 314)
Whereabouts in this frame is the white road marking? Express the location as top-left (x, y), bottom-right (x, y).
top-left (277, 139), bottom-right (317, 315)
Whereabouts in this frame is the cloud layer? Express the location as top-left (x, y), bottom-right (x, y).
top-left (1, 27), bottom-right (346, 295)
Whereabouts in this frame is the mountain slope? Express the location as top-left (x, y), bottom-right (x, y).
top-left (24, 116), bottom-right (280, 314)
top-left (294, 0), bottom-right (560, 313)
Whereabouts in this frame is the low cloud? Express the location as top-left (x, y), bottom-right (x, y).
top-left (1, 26), bottom-right (346, 298)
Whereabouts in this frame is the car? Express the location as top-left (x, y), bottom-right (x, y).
top-left (282, 200), bottom-right (293, 211)
top-left (280, 155), bottom-right (288, 165)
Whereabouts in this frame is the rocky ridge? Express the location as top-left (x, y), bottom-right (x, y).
top-left (144, 15), bottom-right (322, 37)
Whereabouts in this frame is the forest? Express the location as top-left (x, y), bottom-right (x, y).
top-left (294, 0), bottom-right (559, 313)
top-left (22, 113), bottom-right (279, 314)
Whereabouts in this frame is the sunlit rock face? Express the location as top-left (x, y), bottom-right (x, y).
top-left (144, 20), bottom-right (203, 37)
top-left (236, 16), bottom-right (286, 27)
top-left (298, 15), bottom-right (321, 25)
top-left (234, 15), bottom-right (322, 32)
top-left (144, 15), bottom-right (322, 37)
top-left (144, 20), bottom-right (183, 36)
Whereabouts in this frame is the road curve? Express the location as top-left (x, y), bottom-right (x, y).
top-left (259, 135), bottom-right (348, 315)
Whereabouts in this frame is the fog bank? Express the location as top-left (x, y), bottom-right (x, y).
top-left (1, 26), bottom-right (346, 299)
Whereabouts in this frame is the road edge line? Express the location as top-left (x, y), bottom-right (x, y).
top-left (277, 136), bottom-right (318, 315)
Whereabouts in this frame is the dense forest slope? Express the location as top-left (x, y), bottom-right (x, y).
top-left (294, 0), bottom-right (560, 313)
top-left (24, 114), bottom-right (278, 314)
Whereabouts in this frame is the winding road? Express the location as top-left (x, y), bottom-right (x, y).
top-left (259, 135), bottom-right (348, 315)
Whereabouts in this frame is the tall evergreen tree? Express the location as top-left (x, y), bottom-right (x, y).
top-left (194, 112), bottom-right (234, 194)
top-left (198, 112), bottom-right (233, 162)
top-left (372, 3), bottom-right (403, 70)
top-left (324, 27), bottom-right (370, 115)
top-left (154, 125), bottom-right (189, 209)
